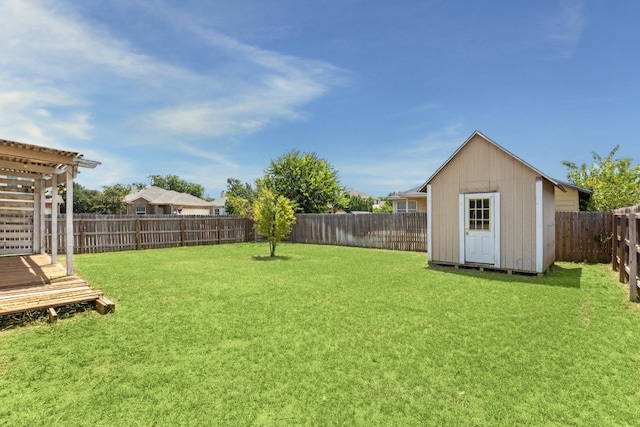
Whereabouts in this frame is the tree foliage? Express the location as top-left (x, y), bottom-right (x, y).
top-left (563, 145), bottom-right (640, 211)
top-left (59, 182), bottom-right (102, 214)
top-left (347, 195), bottom-right (373, 212)
top-left (253, 187), bottom-right (296, 257)
top-left (373, 194), bottom-right (394, 213)
top-left (261, 150), bottom-right (347, 213)
top-left (224, 178), bottom-right (257, 216)
top-left (97, 184), bottom-right (131, 214)
top-left (149, 174), bottom-right (205, 199)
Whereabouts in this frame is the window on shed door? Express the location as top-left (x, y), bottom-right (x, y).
top-left (468, 198), bottom-right (490, 231)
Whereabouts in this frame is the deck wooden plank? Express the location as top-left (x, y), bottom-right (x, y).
top-left (0, 254), bottom-right (114, 319)
top-left (0, 254), bottom-right (67, 288)
top-left (0, 280), bottom-right (90, 297)
top-left (0, 285), bottom-right (92, 302)
top-left (0, 291), bottom-right (104, 315)
top-left (0, 287), bottom-right (95, 304)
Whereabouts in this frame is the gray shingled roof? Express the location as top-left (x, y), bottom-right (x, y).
top-left (124, 186), bottom-right (214, 207)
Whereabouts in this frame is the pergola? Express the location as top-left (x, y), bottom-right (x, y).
top-left (0, 138), bottom-right (100, 275)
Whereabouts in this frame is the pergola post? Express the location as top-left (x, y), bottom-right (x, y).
top-left (66, 169), bottom-right (74, 275)
top-left (51, 174), bottom-right (58, 264)
top-left (38, 179), bottom-right (46, 254)
top-left (33, 179), bottom-right (43, 253)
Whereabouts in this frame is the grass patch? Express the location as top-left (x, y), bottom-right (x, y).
top-left (1, 243), bottom-right (640, 425)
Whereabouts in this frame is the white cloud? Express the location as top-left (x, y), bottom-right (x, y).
top-left (178, 144), bottom-right (239, 170)
top-left (339, 125), bottom-right (467, 194)
top-left (74, 149), bottom-right (133, 190)
top-left (0, 75), bottom-right (90, 144)
top-left (0, 0), bottom-right (191, 83)
top-left (0, 0), bottom-right (345, 149)
top-left (542, 1), bottom-right (587, 58)
top-left (399, 125), bottom-right (464, 156)
top-left (143, 14), bottom-right (345, 138)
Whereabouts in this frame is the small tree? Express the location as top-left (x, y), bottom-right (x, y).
top-left (253, 187), bottom-right (296, 257)
top-left (563, 146), bottom-right (640, 211)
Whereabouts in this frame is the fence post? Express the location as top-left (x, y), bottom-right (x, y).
top-left (80, 218), bottom-right (86, 254)
top-left (619, 216), bottom-right (627, 283)
top-left (629, 213), bottom-right (638, 302)
top-left (612, 214), bottom-right (619, 271)
top-left (180, 218), bottom-right (186, 246)
top-left (135, 217), bottom-right (141, 250)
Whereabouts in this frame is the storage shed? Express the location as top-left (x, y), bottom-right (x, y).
top-left (419, 131), bottom-right (561, 274)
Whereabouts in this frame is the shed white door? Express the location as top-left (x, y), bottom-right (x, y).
top-left (461, 193), bottom-right (500, 266)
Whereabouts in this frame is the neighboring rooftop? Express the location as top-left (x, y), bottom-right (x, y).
top-left (124, 186), bottom-right (214, 206)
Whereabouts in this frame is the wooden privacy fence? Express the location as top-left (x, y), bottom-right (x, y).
top-left (290, 211), bottom-right (614, 261)
top-left (554, 211), bottom-right (612, 263)
top-left (45, 215), bottom-right (253, 254)
top-left (289, 213), bottom-right (427, 252)
top-left (3, 210), bottom-right (627, 263)
top-left (612, 204), bottom-right (640, 301)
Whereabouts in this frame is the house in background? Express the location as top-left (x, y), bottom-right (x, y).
top-left (419, 130), bottom-right (563, 275)
top-left (124, 186), bottom-right (215, 215)
top-left (554, 181), bottom-right (591, 211)
top-left (44, 189), bottom-right (64, 215)
top-left (210, 193), bottom-right (228, 216)
top-left (343, 189), bottom-right (386, 212)
top-left (389, 186), bottom-right (427, 213)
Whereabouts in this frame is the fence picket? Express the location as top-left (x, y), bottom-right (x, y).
top-left (44, 215), bottom-right (253, 254)
top-left (289, 213), bottom-right (428, 252)
top-left (612, 204), bottom-right (640, 301)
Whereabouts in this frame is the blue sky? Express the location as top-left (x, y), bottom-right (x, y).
top-left (1, 0), bottom-right (638, 199)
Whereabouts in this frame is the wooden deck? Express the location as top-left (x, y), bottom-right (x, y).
top-left (0, 254), bottom-right (114, 322)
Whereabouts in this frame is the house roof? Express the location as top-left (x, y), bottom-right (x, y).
top-left (418, 131), bottom-right (564, 193)
top-left (388, 185), bottom-right (428, 200)
top-left (347, 189), bottom-right (374, 199)
top-left (556, 180), bottom-right (592, 199)
top-left (0, 137), bottom-right (100, 180)
top-left (124, 186), bottom-right (214, 207)
top-left (210, 195), bottom-right (227, 207)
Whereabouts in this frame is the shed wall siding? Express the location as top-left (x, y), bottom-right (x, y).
top-left (430, 134), bottom-right (540, 271)
top-left (543, 179), bottom-right (556, 271)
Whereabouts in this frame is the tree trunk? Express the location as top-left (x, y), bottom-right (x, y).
top-left (270, 241), bottom-right (276, 257)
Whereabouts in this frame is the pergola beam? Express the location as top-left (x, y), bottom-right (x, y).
top-left (0, 140), bottom-right (77, 165)
top-left (65, 170), bottom-right (74, 275)
top-left (0, 138), bottom-right (99, 273)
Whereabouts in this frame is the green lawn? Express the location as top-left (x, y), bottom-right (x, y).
top-left (1, 243), bottom-right (640, 426)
